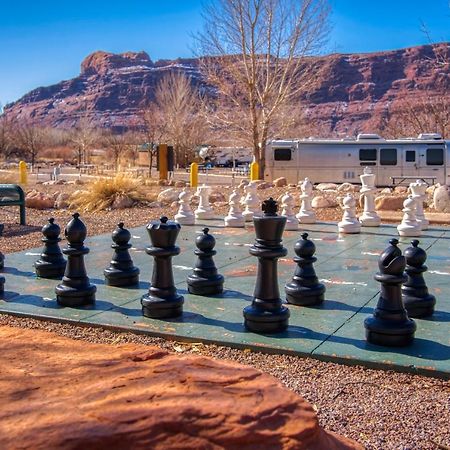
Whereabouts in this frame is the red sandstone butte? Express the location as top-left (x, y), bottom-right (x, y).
top-left (0, 325), bottom-right (361, 450)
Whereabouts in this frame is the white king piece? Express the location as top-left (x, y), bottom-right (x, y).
top-left (409, 179), bottom-right (429, 230)
top-left (359, 166), bottom-right (381, 227)
top-left (296, 177), bottom-right (316, 224)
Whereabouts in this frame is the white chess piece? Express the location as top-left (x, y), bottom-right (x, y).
top-left (242, 181), bottom-right (260, 222)
top-left (338, 193), bottom-right (361, 234)
top-left (281, 191), bottom-right (299, 231)
top-left (174, 188), bottom-right (195, 225)
top-left (359, 166), bottom-right (381, 227)
top-left (397, 195), bottom-right (422, 237)
top-left (224, 189), bottom-right (245, 228)
top-left (409, 179), bottom-right (429, 230)
top-left (194, 184), bottom-right (214, 220)
top-left (296, 177), bottom-right (316, 224)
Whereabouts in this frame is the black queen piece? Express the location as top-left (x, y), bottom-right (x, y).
top-left (364, 238), bottom-right (416, 346)
top-left (243, 198), bottom-right (290, 333)
top-left (141, 216), bottom-right (184, 318)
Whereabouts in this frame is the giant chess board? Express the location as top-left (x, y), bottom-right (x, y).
top-left (1, 220), bottom-right (449, 378)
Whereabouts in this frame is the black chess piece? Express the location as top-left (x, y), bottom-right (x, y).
top-left (55, 213), bottom-right (96, 307)
top-left (34, 218), bottom-right (67, 279)
top-left (364, 238), bottom-right (416, 346)
top-left (0, 251), bottom-right (4, 271)
top-left (285, 232), bottom-right (325, 306)
top-left (104, 222), bottom-right (140, 287)
top-left (0, 274), bottom-right (4, 294)
top-left (141, 216), bottom-right (184, 318)
top-left (402, 239), bottom-right (436, 318)
top-left (243, 198), bottom-right (290, 333)
top-left (187, 227), bottom-right (224, 295)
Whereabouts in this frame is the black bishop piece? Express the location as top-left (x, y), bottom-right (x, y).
top-left (104, 222), bottom-right (140, 287)
top-left (141, 216), bottom-right (184, 318)
top-left (187, 227), bottom-right (224, 295)
top-left (364, 238), bottom-right (416, 346)
top-left (243, 198), bottom-right (290, 333)
top-left (55, 213), bottom-right (96, 307)
top-left (35, 218), bottom-right (67, 279)
top-left (402, 239), bottom-right (436, 318)
top-left (285, 232), bottom-right (325, 306)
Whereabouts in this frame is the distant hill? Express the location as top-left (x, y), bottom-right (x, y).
top-left (4, 43), bottom-right (449, 136)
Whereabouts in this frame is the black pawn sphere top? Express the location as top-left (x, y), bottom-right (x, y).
top-left (55, 213), bottom-right (96, 307)
top-left (243, 198), bottom-right (290, 334)
top-left (187, 228), bottom-right (224, 296)
top-left (285, 232), bottom-right (325, 306)
top-left (402, 240), bottom-right (436, 318)
top-left (364, 238), bottom-right (416, 347)
top-left (141, 216), bottom-right (184, 319)
top-left (104, 222), bottom-right (140, 287)
top-left (35, 218), bottom-right (67, 279)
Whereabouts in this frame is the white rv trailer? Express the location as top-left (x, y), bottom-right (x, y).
top-left (265, 133), bottom-right (450, 186)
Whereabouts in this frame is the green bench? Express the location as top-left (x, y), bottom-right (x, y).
top-left (0, 184), bottom-right (26, 225)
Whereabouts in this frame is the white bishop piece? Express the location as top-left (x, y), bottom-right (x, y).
top-left (409, 179), bottom-right (429, 230)
top-left (224, 189), bottom-right (245, 228)
top-left (194, 184), bottom-right (214, 220)
top-left (397, 195), bottom-right (422, 237)
top-left (174, 188), bottom-right (195, 225)
top-left (281, 191), bottom-right (299, 231)
top-left (338, 193), bottom-right (361, 234)
top-left (296, 177), bottom-right (316, 224)
top-left (242, 181), bottom-right (260, 222)
top-left (359, 166), bottom-right (381, 227)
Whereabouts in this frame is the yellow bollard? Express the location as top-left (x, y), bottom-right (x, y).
top-left (19, 161), bottom-right (28, 185)
top-left (190, 162), bottom-right (198, 188)
top-left (250, 161), bottom-right (259, 181)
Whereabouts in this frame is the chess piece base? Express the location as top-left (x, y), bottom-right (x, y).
top-left (195, 210), bottom-right (214, 220)
top-left (35, 261), bottom-right (66, 279)
top-left (296, 212), bottom-right (316, 224)
top-left (397, 224), bottom-right (421, 237)
top-left (284, 218), bottom-right (299, 231)
top-left (359, 214), bottom-right (381, 227)
top-left (224, 216), bottom-right (245, 228)
top-left (338, 221), bottom-right (361, 234)
top-left (141, 294), bottom-right (184, 318)
top-left (285, 283), bottom-right (325, 306)
top-left (243, 303), bottom-right (290, 334)
top-left (104, 267), bottom-right (140, 287)
top-left (403, 294), bottom-right (436, 318)
top-left (243, 210), bottom-right (255, 222)
top-left (364, 316), bottom-right (416, 346)
top-left (417, 218), bottom-right (429, 230)
top-left (55, 283), bottom-right (96, 307)
top-left (187, 275), bottom-right (224, 296)
top-left (174, 214), bottom-right (195, 225)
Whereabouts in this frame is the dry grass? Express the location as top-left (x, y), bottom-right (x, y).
top-left (0, 171), bottom-right (19, 184)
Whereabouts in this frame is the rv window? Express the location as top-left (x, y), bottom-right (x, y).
top-left (405, 151), bottom-right (416, 162)
top-left (274, 148), bottom-right (292, 161)
top-left (380, 148), bottom-right (397, 165)
top-left (426, 148), bottom-right (443, 165)
top-left (359, 149), bottom-right (377, 161)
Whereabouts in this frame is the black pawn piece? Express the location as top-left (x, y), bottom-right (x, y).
top-left (104, 222), bottom-right (140, 287)
top-left (0, 251), bottom-right (4, 271)
top-left (55, 213), bottom-right (96, 307)
top-left (187, 227), bottom-right (224, 295)
top-left (364, 238), bottom-right (416, 346)
top-left (35, 218), bottom-right (67, 279)
top-left (0, 274), bottom-right (4, 294)
top-left (402, 240), bottom-right (436, 318)
top-left (243, 198), bottom-right (290, 333)
top-left (285, 232), bottom-right (325, 306)
top-left (141, 216), bottom-right (184, 318)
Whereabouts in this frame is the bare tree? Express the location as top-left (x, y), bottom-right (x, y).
top-left (104, 131), bottom-right (129, 172)
top-left (70, 113), bottom-right (98, 166)
top-left (0, 111), bottom-right (16, 160)
top-left (197, 0), bottom-right (330, 177)
top-left (13, 123), bottom-right (47, 169)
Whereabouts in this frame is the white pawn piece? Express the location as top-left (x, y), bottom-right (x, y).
top-left (242, 181), bottom-right (260, 222)
top-left (224, 189), bottom-right (245, 228)
top-left (194, 184), bottom-right (214, 220)
top-left (397, 195), bottom-right (422, 237)
top-left (359, 166), bottom-right (381, 227)
top-left (174, 188), bottom-right (195, 225)
top-left (338, 193), bottom-right (361, 234)
top-left (281, 191), bottom-right (299, 231)
top-left (409, 179), bottom-right (429, 230)
top-left (296, 177), bottom-right (316, 224)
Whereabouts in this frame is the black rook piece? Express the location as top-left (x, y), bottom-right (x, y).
top-left (364, 238), bottom-right (416, 346)
top-left (104, 222), bottom-right (140, 287)
top-left (35, 218), bottom-right (67, 279)
top-left (55, 213), bottom-right (96, 307)
top-left (243, 198), bottom-right (290, 333)
top-left (285, 233), bottom-right (325, 306)
top-left (141, 216), bottom-right (184, 318)
top-left (402, 240), bottom-right (436, 318)
top-left (187, 227), bottom-right (224, 296)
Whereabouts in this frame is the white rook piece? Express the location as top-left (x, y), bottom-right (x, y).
top-left (397, 195), bottom-right (422, 237)
top-left (409, 179), bottom-right (429, 230)
top-left (242, 181), bottom-right (260, 222)
top-left (281, 191), bottom-right (299, 231)
top-left (359, 166), bottom-right (381, 227)
top-left (296, 177), bottom-right (316, 224)
top-left (174, 188), bottom-right (195, 225)
top-left (338, 193), bottom-right (361, 234)
top-left (224, 189), bottom-right (245, 228)
top-left (194, 184), bottom-right (214, 220)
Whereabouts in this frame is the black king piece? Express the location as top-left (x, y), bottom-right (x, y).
top-left (243, 198), bottom-right (290, 333)
top-left (141, 216), bottom-right (184, 318)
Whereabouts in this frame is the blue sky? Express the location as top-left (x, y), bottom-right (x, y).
top-left (0, 0), bottom-right (449, 104)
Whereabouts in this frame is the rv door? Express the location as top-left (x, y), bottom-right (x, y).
top-left (402, 148), bottom-right (419, 177)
